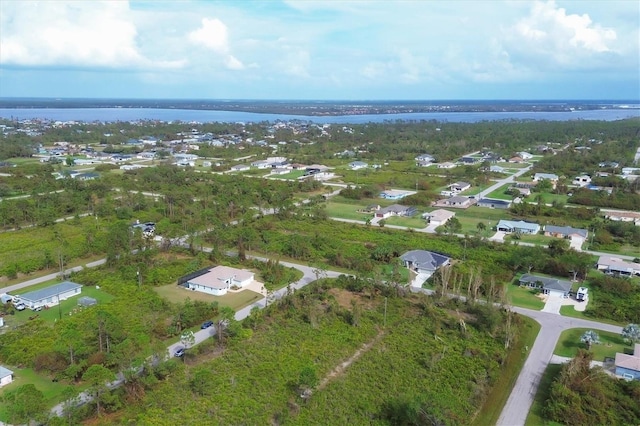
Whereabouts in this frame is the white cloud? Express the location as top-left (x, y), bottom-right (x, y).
top-left (224, 55), bottom-right (245, 70)
top-left (188, 18), bottom-right (229, 54)
top-left (0, 1), bottom-right (183, 69)
top-left (503, 0), bottom-right (618, 68)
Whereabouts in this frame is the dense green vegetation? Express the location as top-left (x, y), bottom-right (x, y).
top-left (115, 277), bottom-right (528, 425)
top-left (543, 350), bottom-right (640, 426)
top-left (583, 275), bottom-right (640, 324)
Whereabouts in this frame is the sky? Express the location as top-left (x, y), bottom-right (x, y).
top-left (0, 0), bottom-right (638, 100)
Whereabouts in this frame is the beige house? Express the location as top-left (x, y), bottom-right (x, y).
top-left (422, 209), bottom-right (455, 227)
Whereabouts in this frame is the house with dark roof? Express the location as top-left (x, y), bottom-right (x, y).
top-left (615, 343), bottom-right (640, 381)
top-left (375, 204), bottom-right (415, 219)
top-left (477, 198), bottom-right (512, 209)
top-left (400, 250), bottom-right (451, 278)
top-left (518, 274), bottom-right (572, 297)
top-left (544, 225), bottom-right (588, 239)
top-left (434, 195), bottom-right (475, 209)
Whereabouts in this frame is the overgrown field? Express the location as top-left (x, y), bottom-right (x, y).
top-left (120, 279), bottom-right (530, 425)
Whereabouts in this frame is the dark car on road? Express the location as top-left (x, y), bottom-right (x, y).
top-left (201, 320), bottom-right (214, 329)
top-left (174, 347), bottom-right (185, 357)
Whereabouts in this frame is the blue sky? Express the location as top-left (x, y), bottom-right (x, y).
top-left (0, 0), bottom-right (638, 100)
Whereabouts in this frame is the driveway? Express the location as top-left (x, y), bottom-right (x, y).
top-left (489, 231), bottom-right (506, 242)
top-left (541, 292), bottom-right (564, 315)
top-left (569, 236), bottom-right (584, 251)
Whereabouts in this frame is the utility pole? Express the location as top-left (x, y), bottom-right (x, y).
top-left (383, 297), bottom-right (388, 327)
top-left (137, 268), bottom-right (142, 288)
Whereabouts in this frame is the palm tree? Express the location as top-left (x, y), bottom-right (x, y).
top-left (581, 330), bottom-right (599, 350)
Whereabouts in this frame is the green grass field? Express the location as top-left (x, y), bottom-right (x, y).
top-left (267, 170), bottom-right (306, 180)
top-left (472, 316), bottom-right (541, 426)
top-left (524, 363), bottom-right (564, 426)
top-left (505, 284), bottom-right (545, 310)
top-left (3, 286), bottom-right (115, 328)
top-left (154, 284), bottom-right (263, 311)
top-left (485, 184), bottom-right (516, 200)
top-left (553, 328), bottom-right (631, 362)
top-left (384, 215), bottom-right (426, 228)
top-left (0, 367), bottom-right (89, 423)
top-left (324, 202), bottom-right (373, 221)
top-left (558, 305), bottom-right (625, 326)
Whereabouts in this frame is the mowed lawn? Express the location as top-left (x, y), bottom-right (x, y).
top-left (4, 285), bottom-right (115, 328)
top-left (485, 184), bottom-right (515, 200)
top-left (384, 215), bottom-right (426, 228)
top-left (553, 328), bottom-right (631, 362)
top-left (324, 202), bottom-right (373, 221)
top-left (0, 367), bottom-right (88, 423)
top-left (154, 284), bottom-right (262, 311)
top-left (504, 284), bottom-right (545, 310)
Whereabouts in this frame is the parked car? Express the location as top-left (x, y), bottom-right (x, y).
top-left (201, 320), bottom-right (214, 329)
top-left (174, 347), bottom-right (185, 357)
top-left (34, 306), bottom-right (43, 312)
top-left (15, 303), bottom-right (26, 311)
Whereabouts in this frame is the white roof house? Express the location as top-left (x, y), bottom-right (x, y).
top-left (533, 173), bottom-right (559, 181)
top-left (422, 209), bottom-right (455, 226)
top-left (349, 161), bottom-right (368, 170)
top-left (185, 266), bottom-right (255, 296)
top-left (0, 366), bottom-right (13, 387)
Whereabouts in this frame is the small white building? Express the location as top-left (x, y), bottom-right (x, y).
top-left (0, 366), bottom-right (13, 387)
top-left (349, 161), bottom-right (368, 170)
top-left (436, 162), bottom-right (456, 169)
top-left (185, 266), bottom-right (255, 296)
top-left (422, 209), bottom-right (455, 227)
top-left (11, 281), bottom-right (82, 310)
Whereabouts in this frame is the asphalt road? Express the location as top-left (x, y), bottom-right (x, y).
top-left (497, 307), bottom-right (622, 426)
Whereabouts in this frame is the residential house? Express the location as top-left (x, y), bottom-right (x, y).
top-left (449, 182), bottom-right (471, 193)
top-left (436, 162), bottom-right (456, 169)
top-left (415, 154), bottom-right (435, 163)
top-left (435, 196), bottom-right (475, 209)
top-left (251, 160), bottom-right (271, 169)
top-left (596, 256), bottom-right (640, 277)
top-left (477, 198), bottom-right (512, 209)
top-left (604, 211), bottom-right (640, 226)
top-left (598, 161), bottom-right (619, 168)
top-left (490, 165), bottom-right (507, 173)
top-left (509, 156), bottom-right (524, 163)
top-left (375, 204), bottom-right (415, 219)
top-left (380, 189), bottom-right (412, 200)
top-left (349, 161), bottom-right (368, 170)
top-left (0, 366), bottom-right (13, 387)
top-left (184, 266), bottom-right (255, 296)
top-left (460, 156), bottom-right (481, 164)
top-left (615, 344), bottom-right (640, 381)
top-left (496, 220), bottom-right (540, 234)
top-left (10, 281), bottom-right (82, 310)
top-left (518, 274), bottom-right (572, 297)
top-left (572, 175), bottom-right (591, 187)
top-left (230, 164), bottom-right (250, 172)
top-left (422, 209), bottom-right (455, 227)
top-left (543, 225), bottom-right (588, 239)
top-left (622, 167), bottom-right (640, 175)
top-left (400, 250), bottom-right (451, 280)
top-left (512, 186), bottom-right (531, 197)
top-left (533, 173), bottom-right (559, 182)
top-left (518, 151), bottom-right (534, 160)
top-left (416, 160), bottom-right (433, 167)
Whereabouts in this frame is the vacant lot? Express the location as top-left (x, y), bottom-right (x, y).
top-left (505, 284), bottom-right (545, 310)
top-left (154, 284), bottom-right (262, 311)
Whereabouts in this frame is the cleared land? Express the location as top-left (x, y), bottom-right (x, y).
top-left (504, 284), bottom-right (545, 310)
top-left (154, 284), bottom-right (263, 311)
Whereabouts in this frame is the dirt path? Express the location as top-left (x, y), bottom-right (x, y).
top-left (316, 330), bottom-right (385, 392)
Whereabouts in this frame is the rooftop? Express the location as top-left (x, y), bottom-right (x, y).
top-left (187, 266), bottom-right (254, 290)
top-left (12, 281), bottom-right (82, 303)
top-left (519, 274), bottom-right (572, 293)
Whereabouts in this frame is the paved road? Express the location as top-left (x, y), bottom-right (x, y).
top-left (497, 307), bottom-right (622, 426)
top-left (476, 164), bottom-right (533, 200)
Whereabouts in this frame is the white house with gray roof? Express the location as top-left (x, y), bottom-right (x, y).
top-left (10, 281), bottom-right (82, 310)
top-left (544, 225), bottom-right (588, 239)
top-left (185, 266), bottom-right (255, 296)
top-left (518, 274), bottom-right (572, 297)
top-left (496, 220), bottom-right (540, 234)
top-left (0, 366), bottom-right (13, 387)
top-left (400, 250), bottom-right (451, 279)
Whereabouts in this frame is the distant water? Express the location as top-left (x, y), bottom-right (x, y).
top-left (0, 107), bottom-right (638, 124)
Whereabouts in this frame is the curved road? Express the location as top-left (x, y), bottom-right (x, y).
top-left (497, 307), bottom-right (622, 426)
